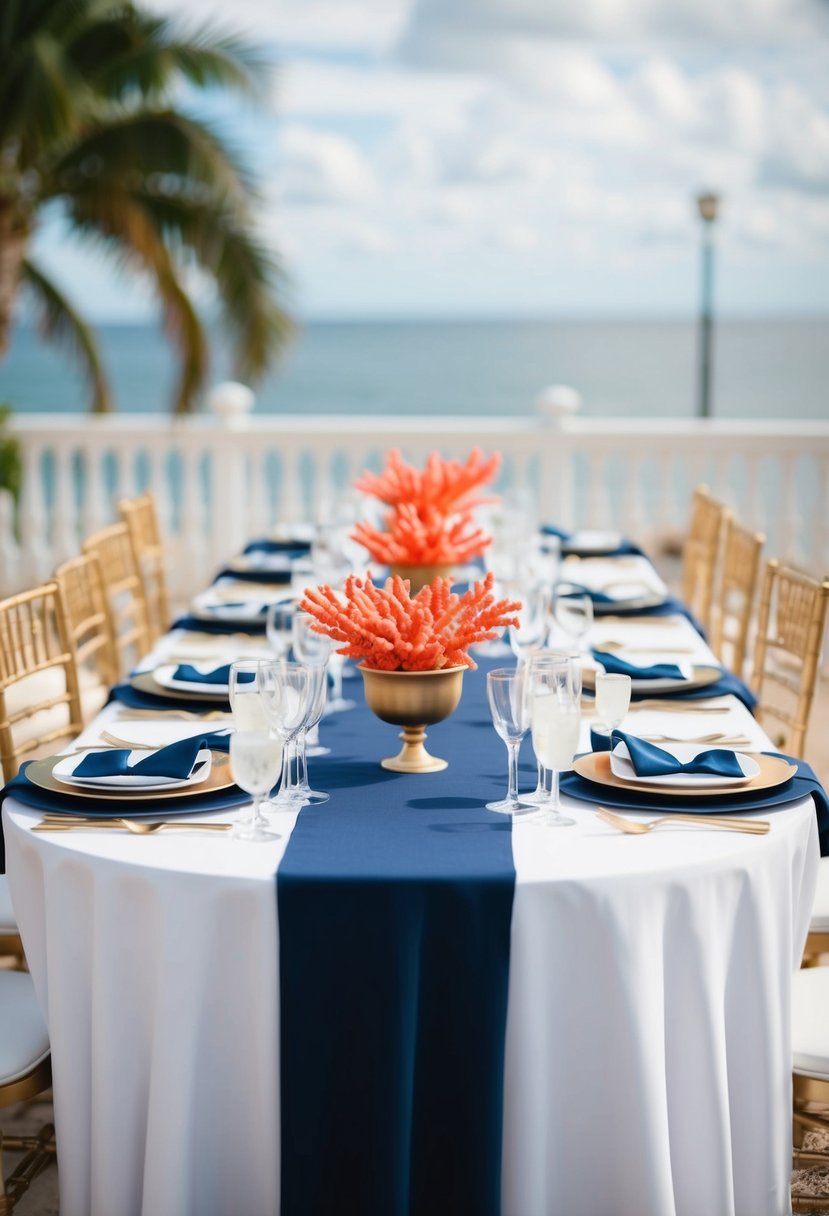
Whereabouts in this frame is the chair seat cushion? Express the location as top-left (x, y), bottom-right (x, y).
top-left (793, 966), bottom-right (829, 1079)
top-left (0, 971), bottom-right (50, 1087)
top-left (810, 856), bottom-right (829, 933)
top-left (0, 876), bottom-right (17, 934)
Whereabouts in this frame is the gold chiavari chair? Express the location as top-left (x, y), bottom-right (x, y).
top-left (751, 560), bottom-right (829, 759)
top-left (82, 522), bottom-right (151, 677)
top-left (0, 971), bottom-right (54, 1214)
top-left (709, 513), bottom-right (765, 677)
top-left (0, 583), bottom-right (83, 783)
top-left (54, 552), bottom-right (118, 721)
top-left (119, 492), bottom-right (171, 646)
top-left (681, 484), bottom-right (726, 633)
top-left (791, 965), bottom-right (829, 1212)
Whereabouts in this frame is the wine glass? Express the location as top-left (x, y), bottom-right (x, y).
top-left (229, 732), bottom-right (282, 841)
top-left (594, 672), bottom-right (631, 739)
top-left (552, 590), bottom-right (593, 651)
top-left (486, 667), bottom-right (530, 814)
top-left (258, 661), bottom-right (312, 810)
top-left (530, 666), bottom-right (580, 827)
top-left (508, 583), bottom-right (549, 666)
top-left (229, 660), bottom-right (268, 732)
top-left (291, 662), bottom-right (329, 806)
top-left (292, 611), bottom-right (333, 756)
top-left (266, 602), bottom-right (293, 660)
top-left (520, 652), bottom-right (575, 807)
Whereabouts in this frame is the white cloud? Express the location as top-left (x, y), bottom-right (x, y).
top-left (277, 126), bottom-right (376, 204)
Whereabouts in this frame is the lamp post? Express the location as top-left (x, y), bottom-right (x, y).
top-left (695, 191), bottom-right (720, 419)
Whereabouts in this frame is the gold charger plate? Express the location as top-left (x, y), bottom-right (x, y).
top-left (582, 663), bottom-right (722, 694)
top-left (26, 752), bottom-right (235, 803)
top-left (131, 670), bottom-right (230, 704)
top-left (573, 751), bottom-right (797, 799)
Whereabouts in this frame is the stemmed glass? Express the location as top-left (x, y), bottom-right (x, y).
top-left (258, 661), bottom-right (312, 810)
top-left (520, 652), bottom-right (576, 807)
top-left (530, 665), bottom-right (580, 827)
top-left (508, 583), bottom-right (549, 666)
top-left (266, 603), bottom-right (293, 660)
top-left (486, 667), bottom-right (530, 814)
top-left (292, 611), bottom-right (333, 756)
top-left (229, 732), bottom-right (282, 841)
top-left (552, 590), bottom-right (593, 651)
top-left (291, 663), bottom-right (329, 806)
top-left (594, 673), bottom-right (632, 738)
top-left (229, 660), bottom-right (268, 732)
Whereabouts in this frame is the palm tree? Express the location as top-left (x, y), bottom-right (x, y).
top-left (0, 0), bottom-right (291, 413)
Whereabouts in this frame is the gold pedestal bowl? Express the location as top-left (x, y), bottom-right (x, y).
top-left (389, 562), bottom-right (454, 594)
top-left (359, 664), bottom-right (466, 773)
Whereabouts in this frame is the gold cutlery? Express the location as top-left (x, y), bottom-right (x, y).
top-left (598, 615), bottom-right (684, 626)
top-left (34, 818), bottom-right (232, 833)
top-left (637, 733), bottom-right (752, 746)
top-left (173, 631), bottom-right (261, 644)
top-left (625, 700), bottom-right (730, 714)
top-left (596, 642), bottom-right (695, 654)
top-left (596, 807), bottom-right (769, 836)
top-left (116, 708), bottom-right (233, 721)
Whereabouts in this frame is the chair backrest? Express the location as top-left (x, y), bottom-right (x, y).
top-left (681, 485), bottom-right (726, 631)
top-left (0, 582), bottom-right (83, 782)
top-left (752, 560), bottom-right (829, 758)
top-left (54, 552), bottom-right (119, 689)
top-left (119, 493), bottom-right (170, 646)
top-left (709, 513), bottom-right (765, 677)
top-left (82, 522), bottom-right (150, 676)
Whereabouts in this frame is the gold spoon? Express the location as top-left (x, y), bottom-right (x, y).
top-left (596, 807), bottom-right (769, 836)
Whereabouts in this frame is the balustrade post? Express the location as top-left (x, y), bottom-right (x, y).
top-left (535, 385), bottom-right (581, 529)
top-left (207, 382), bottom-right (255, 564)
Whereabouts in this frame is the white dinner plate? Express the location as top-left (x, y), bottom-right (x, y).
top-left (53, 749), bottom-right (213, 790)
top-left (610, 740), bottom-right (759, 788)
top-left (153, 663), bottom-right (232, 696)
top-left (566, 530), bottom-right (624, 554)
top-left (228, 552), bottom-right (294, 574)
top-left (190, 589), bottom-right (279, 624)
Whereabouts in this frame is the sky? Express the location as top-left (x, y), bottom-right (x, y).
top-left (33, 0), bottom-right (829, 320)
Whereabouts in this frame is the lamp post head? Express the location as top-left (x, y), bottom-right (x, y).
top-left (696, 192), bottom-right (720, 224)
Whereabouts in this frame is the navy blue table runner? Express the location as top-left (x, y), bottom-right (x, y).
top-left (277, 656), bottom-right (516, 1216)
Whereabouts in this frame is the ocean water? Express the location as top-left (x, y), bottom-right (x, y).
top-left (1, 316), bottom-right (827, 419)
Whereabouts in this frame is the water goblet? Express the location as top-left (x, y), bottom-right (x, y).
top-left (530, 666), bottom-right (580, 827)
top-left (486, 667), bottom-right (530, 814)
top-left (229, 732), bottom-right (282, 842)
top-left (508, 583), bottom-right (549, 666)
top-left (594, 672), bottom-right (631, 738)
top-left (266, 602), bottom-right (293, 660)
top-left (519, 653), bottom-right (574, 807)
top-left (552, 590), bottom-right (593, 651)
top-left (229, 660), bottom-right (268, 733)
top-left (291, 662), bottom-right (330, 806)
top-left (258, 660), bottom-right (313, 810)
top-left (292, 611), bottom-right (333, 755)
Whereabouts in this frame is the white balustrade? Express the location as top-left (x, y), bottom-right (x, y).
top-left (1, 406), bottom-right (827, 602)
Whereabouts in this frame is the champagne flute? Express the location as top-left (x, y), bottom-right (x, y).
top-left (291, 662), bottom-right (329, 806)
top-left (552, 590), bottom-right (593, 651)
top-left (530, 667), bottom-right (579, 827)
top-left (258, 660), bottom-right (312, 810)
top-left (292, 611), bottom-right (333, 756)
top-left (486, 667), bottom-right (530, 814)
top-left (508, 583), bottom-right (549, 666)
top-left (594, 672), bottom-right (632, 737)
top-left (229, 660), bottom-right (268, 732)
top-left (230, 732), bottom-right (282, 841)
top-left (520, 653), bottom-right (575, 806)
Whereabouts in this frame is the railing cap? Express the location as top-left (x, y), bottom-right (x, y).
top-left (208, 381), bottom-right (255, 427)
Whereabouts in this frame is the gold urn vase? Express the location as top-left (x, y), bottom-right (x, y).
top-left (389, 562), bottom-right (454, 594)
top-left (359, 664), bottom-right (466, 773)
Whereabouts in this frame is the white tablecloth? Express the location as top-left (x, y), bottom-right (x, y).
top-left (3, 599), bottom-right (820, 1216)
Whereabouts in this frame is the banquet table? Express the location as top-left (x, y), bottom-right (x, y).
top-left (1, 547), bottom-right (823, 1216)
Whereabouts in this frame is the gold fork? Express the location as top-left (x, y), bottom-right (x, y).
top-left (596, 806), bottom-right (769, 836)
top-left (115, 708), bottom-right (233, 721)
top-left (34, 818), bottom-right (232, 833)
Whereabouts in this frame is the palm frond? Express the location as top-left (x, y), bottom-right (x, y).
top-left (0, 31), bottom-right (88, 153)
top-left (44, 108), bottom-right (257, 204)
top-left (21, 256), bottom-right (111, 412)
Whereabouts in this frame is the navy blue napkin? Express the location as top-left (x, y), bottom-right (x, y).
top-left (173, 615), bottom-right (267, 637)
top-left (610, 729), bottom-right (745, 778)
top-left (109, 682), bottom-right (231, 714)
top-left (204, 599), bottom-right (268, 616)
top-left (171, 663), bottom-right (255, 687)
top-left (244, 538), bottom-right (311, 556)
top-left (214, 566), bottom-right (293, 585)
top-left (557, 581), bottom-right (617, 604)
top-left (592, 649), bottom-right (685, 681)
top-left (74, 735), bottom-right (210, 780)
top-left (542, 524), bottom-right (643, 559)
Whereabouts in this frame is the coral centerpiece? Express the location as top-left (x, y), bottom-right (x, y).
top-left (300, 571), bottom-right (519, 772)
top-left (351, 449), bottom-right (500, 586)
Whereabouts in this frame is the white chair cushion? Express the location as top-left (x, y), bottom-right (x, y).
top-left (0, 971), bottom-right (50, 1087)
top-left (0, 875), bottom-right (17, 934)
top-left (810, 856), bottom-right (829, 933)
top-left (793, 966), bottom-right (829, 1080)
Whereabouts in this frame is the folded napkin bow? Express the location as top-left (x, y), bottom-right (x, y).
top-left (205, 601), bottom-right (268, 616)
top-left (74, 735), bottom-right (211, 780)
top-left (172, 663), bottom-right (255, 686)
top-left (592, 649), bottom-right (686, 681)
top-left (610, 730), bottom-right (745, 778)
